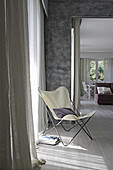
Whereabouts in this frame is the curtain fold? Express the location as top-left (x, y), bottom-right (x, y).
top-left (28, 0), bottom-right (48, 143)
top-left (0, 0), bottom-right (47, 169)
top-left (2, 0), bottom-right (46, 169)
top-left (80, 58), bottom-right (90, 84)
top-left (104, 58), bottom-right (113, 82)
top-left (0, 1), bottom-right (12, 169)
top-left (80, 58), bottom-right (90, 95)
top-left (37, 0), bottom-right (48, 134)
top-left (41, 0), bottom-right (48, 17)
top-left (6, 0), bottom-right (32, 169)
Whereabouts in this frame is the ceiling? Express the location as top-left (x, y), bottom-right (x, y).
top-left (80, 18), bottom-right (113, 53)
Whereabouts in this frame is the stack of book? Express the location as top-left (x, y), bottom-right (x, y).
top-left (38, 135), bottom-right (60, 145)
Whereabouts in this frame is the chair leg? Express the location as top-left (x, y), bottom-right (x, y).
top-left (43, 118), bottom-right (62, 135)
top-left (47, 109), bottom-right (68, 146)
top-left (76, 118), bottom-right (93, 140)
top-left (80, 120), bottom-right (93, 139)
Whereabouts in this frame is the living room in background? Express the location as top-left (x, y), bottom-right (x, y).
top-left (80, 18), bottom-right (113, 98)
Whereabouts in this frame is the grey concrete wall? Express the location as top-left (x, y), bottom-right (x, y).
top-left (45, 0), bottom-right (113, 93)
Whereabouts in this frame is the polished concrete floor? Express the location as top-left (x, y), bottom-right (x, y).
top-left (37, 98), bottom-right (113, 170)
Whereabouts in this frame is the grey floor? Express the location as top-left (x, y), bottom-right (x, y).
top-left (37, 98), bottom-right (113, 170)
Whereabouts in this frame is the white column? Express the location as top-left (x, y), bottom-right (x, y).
top-left (71, 18), bottom-right (81, 110)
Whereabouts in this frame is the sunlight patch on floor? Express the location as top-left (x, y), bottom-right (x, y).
top-left (38, 149), bottom-right (108, 170)
top-left (48, 135), bottom-right (88, 150)
top-left (37, 129), bottom-right (110, 170)
top-left (58, 142), bottom-right (87, 151)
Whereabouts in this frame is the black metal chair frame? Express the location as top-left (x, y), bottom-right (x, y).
top-left (41, 100), bottom-right (95, 146)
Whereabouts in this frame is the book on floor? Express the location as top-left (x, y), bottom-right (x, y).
top-left (38, 135), bottom-right (60, 145)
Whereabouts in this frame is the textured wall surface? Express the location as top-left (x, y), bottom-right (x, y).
top-left (45, 0), bottom-right (113, 93)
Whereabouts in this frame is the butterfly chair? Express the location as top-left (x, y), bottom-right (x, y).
top-left (38, 86), bottom-right (96, 146)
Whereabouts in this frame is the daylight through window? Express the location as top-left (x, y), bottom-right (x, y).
top-left (90, 59), bottom-right (104, 82)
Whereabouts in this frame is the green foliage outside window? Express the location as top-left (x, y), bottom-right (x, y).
top-left (90, 60), bottom-right (104, 82)
top-left (98, 61), bottom-right (104, 81)
top-left (90, 60), bottom-right (96, 81)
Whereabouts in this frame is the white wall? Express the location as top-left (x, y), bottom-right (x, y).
top-left (80, 52), bottom-right (113, 59)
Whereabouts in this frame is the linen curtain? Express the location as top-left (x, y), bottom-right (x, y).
top-left (3, 0), bottom-right (32, 169)
top-left (104, 58), bottom-right (113, 82)
top-left (28, 0), bottom-right (48, 143)
top-left (80, 58), bottom-right (90, 95)
top-left (0, 0), bottom-right (46, 169)
top-left (0, 1), bottom-right (12, 169)
top-left (41, 0), bottom-right (48, 17)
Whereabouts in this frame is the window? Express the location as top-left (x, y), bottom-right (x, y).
top-left (90, 59), bottom-right (104, 82)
